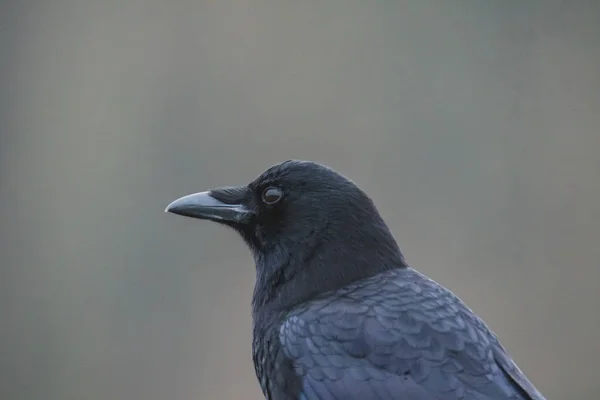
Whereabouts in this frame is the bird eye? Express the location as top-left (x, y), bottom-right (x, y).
top-left (261, 187), bottom-right (283, 205)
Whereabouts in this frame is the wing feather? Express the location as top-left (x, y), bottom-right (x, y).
top-left (280, 268), bottom-right (545, 399)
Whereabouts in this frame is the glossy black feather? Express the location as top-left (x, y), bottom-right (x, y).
top-left (267, 267), bottom-right (545, 399)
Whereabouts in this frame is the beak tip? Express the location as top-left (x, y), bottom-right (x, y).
top-left (164, 201), bottom-right (177, 214)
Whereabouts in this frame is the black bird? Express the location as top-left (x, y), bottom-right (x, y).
top-left (166, 160), bottom-right (546, 400)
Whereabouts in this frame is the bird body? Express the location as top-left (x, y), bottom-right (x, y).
top-left (166, 160), bottom-right (546, 399)
top-left (253, 267), bottom-right (543, 399)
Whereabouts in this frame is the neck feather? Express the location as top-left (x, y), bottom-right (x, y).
top-left (251, 218), bottom-right (406, 317)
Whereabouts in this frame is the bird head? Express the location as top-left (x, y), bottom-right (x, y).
top-left (166, 160), bottom-right (404, 308)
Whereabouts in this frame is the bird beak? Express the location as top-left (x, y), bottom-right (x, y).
top-left (165, 190), bottom-right (253, 224)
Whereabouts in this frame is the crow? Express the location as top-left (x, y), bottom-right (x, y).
top-left (166, 160), bottom-right (546, 400)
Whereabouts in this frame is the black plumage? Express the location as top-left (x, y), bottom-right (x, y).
top-left (166, 160), bottom-right (546, 400)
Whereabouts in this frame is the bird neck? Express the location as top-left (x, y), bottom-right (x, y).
top-left (251, 221), bottom-right (407, 319)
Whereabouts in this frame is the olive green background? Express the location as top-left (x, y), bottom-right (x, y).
top-left (2, 1), bottom-right (599, 399)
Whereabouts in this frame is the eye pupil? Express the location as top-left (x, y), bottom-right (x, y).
top-left (262, 187), bottom-right (283, 205)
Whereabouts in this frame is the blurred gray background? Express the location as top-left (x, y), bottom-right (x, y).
top-left (2, 1), bottom-right (599, 399)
